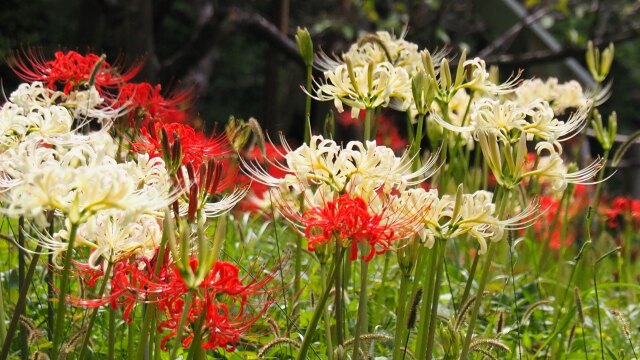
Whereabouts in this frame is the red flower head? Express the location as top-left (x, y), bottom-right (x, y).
top-left (603, 196), bottom-right (640, 229)
top-left (302, 194), bottom-right (399, 261)
top-left (134, 121), bottom-right (231, 171)
top-left (10, 50), bottom-right (141, 94)
top-left (114, 83), bottom-right (192, 125)
top-left (69, 250), bottom-right (276, 354)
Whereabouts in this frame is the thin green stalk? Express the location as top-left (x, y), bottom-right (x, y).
top-left (169, 292), bottom-right (195, 360)
top-left (186, 312), bottom-right (205, 360)
top-left (335, 246), bottom-right (345, 346)
top-left (410, 114), bottom-right (425, 171)
top-left (297, 247), bottom-right (345, 360)
top-left (415, 243), bottom-right (438, 359)
top-left (78, 261), bottom-right (115, 360)
top-left (0, 245), bottom-right (42, 360)
top-left (364, 108), bottom-right (373, 142)
top-left (392, 273), bottom-right (411, 360)
top-left (372, 252), bottom-right (391, 327)
top-left (590, 149), bottom-right (610, 213)
top-left (135, 305), bottom-right (157, 359)
top-left (108, 308), bottom-right (116, 360)
top-left (17, 217), bottom-right (27, 360)
top-left (592, 267), bottom-right (605, 360)
top-left (425, 239), bottom-right (446, 360)
top-left (52, 222), bottom-right (79, 360)
top-left (127, 320), bottom-right (135, 357)
top-left (458, 241), bottom-right (497, 359)
top-left (459, 187), bottom-right (509, 359)
top-left (320, 263), bottom-right (334, 360)
top-left (0, 266), bottom-right (5, 344)
top-left (304, 65), bottom-right (313, 144)
top-left (507, 232), bottom-right (523, 360)
top-left (351, 247), bottom-right (369, 360)
top-left (460, 245), bottom-right (480, 306)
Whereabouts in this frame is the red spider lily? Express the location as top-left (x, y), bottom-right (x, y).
top-left (9, 50), bottom-right (141, 94)
top-left (134, 121), bottom-right (231, 170)
top-left (531, 185), bottom-right (588, 249)
top-left (602, 196), bottom-right (640, 229)
top-left (302, 194), bottom-right (401, 261)
top-left (114, 82), bottom-right (192, 124)
top-left (69, 251), bottom-right (276, 353)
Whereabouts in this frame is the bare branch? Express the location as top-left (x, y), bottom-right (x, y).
top-left (483, 22), bottom-right (640, 67)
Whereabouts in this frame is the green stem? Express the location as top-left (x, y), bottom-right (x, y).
top-left (320, 263), bottom-right (334, 360)
top-left (169, 292), bottom-right (195, 360)
top-left (304, 65), bottom-right (313, 144)
top-left (364, 108), bottom-right (373, 142)
top-left (458, 241), bottom-right (497, 360)
top-left (136, 305), bottom-right (157, 359)
top-left (415, 243), bottom-right (438, 359)
top-left (78, 261), bottom-right (115, 360)
top-left (186, 312), bottom-right (205, 360)
top-left (108, 308), bottom-right (116, 360)
top-left (297, 248), bottom-right (345, 360)
top-left (335, 246), bottom-right (345, 346)
top-left (411, 114), bottom-right (425, 171)
top-left (460, 245), bottom-right (480, 306)
top-left (392, 273), bottom-right (411, 360)
top-left (17, 217), bottom-right (27, 360)
top-left (0, 245), bottom-right (42, 360)
top-left (0, 265), bottom-right (5, 345)
top-left (351, 250), bottom-right (369, 360)
top-left (590, 149), bottom-right (610, 213)
top-left (425, 239), bottom-right (446, 360)
top-left (51, 222), bottom-right (79, 360)
top-left (593, 265), bottom-right (605, 360)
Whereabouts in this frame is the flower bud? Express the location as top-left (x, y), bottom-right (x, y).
top-left (440, 58), bottom-right (452, 92)
top-left (586, 41), bottom-right (615, 83)
top-left (421, 50), bottom-right (437, 80)
top-left (225, 116), bottom-right (251, 152)
top-left (454, 48), bottom-right (467, 88)
top-left (411, 71), bottom-right (436, 115)
top-left (295, 27), bottom-right (314, 67)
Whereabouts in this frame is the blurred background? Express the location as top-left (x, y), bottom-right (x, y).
top-left (1, 0), bottom-right (640, 191)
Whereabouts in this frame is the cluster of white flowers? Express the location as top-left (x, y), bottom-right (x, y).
top-left (514, 77), bottom-right (589, 114)
top-left (0, 79), bottom-right (244, 268)
top-left (391, 187), bottom-right (536, 253)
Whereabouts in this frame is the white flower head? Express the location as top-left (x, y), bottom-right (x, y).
top-left (312, 60), bottom-right (412, 117)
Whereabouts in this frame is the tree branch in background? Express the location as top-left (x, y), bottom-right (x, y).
top-left (228, 6), bottom-right (303, 66)
top-left (477, 7), bottom-right (549, 58)
top-left (484, 22), bottom-right (640, 67)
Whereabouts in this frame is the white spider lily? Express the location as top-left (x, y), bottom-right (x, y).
top-left (524, 101), bottom-right (590, 144)
top-left (461, 58), bottom-right (520, 95)
top-left (311, 59), bottom-right (412, 117)
top-left (243, 135), bottom-right (437, 196)
top-left (50, 211), bottom-right (162, 268)
top-left (391, 187), bottom-right (538, 253)
top-left (0, 139), bottom-right (176, 226)
top-left (315, 30), bottom-right (428, 75)
top-left (177, 186), bottom-right (249, 220)
top-left (523, 142), bottom-right (605, 192)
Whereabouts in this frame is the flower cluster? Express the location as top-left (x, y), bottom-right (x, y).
top-left (72, 251), bottom-right (275, 352)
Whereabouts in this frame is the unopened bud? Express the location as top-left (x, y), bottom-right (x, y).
top-left (295, 27), bottom-right (314, 67)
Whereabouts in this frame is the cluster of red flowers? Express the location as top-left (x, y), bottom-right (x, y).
top-left (11, 50), bottom-right (195, 128)
top-left (302, 194), bottom-right (397, 261)
top-left (531, 185), bottom-right (589, 249)
top-left (602, 196), bottom-right (640, 229)
top-left (72, 251), bottom-right (274, 352)
top-left (10, 50), bottom-right (140, 94)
